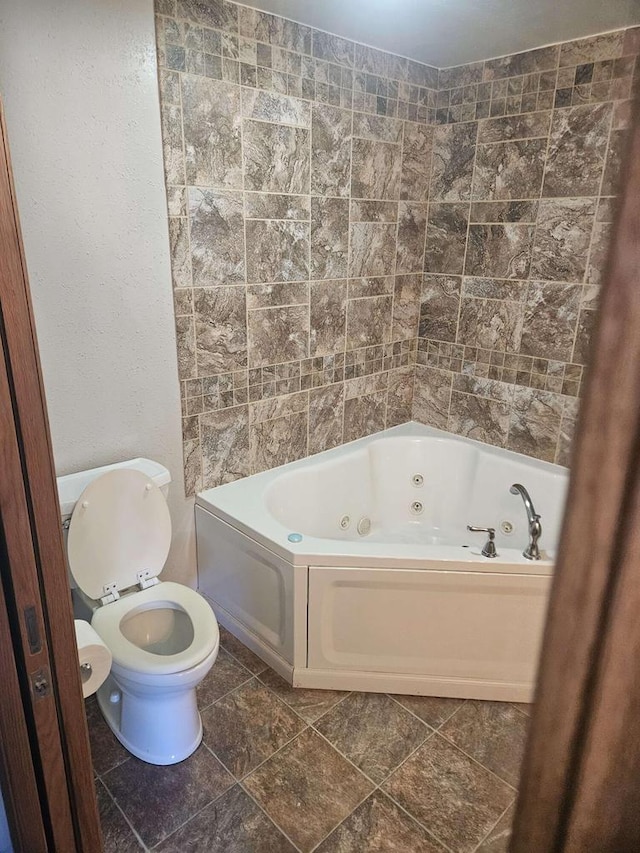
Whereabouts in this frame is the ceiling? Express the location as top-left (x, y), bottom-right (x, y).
top-left (244, 0), bottom-right (640, 67)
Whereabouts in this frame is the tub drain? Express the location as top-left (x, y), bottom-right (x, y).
top-left (410, 501), bottom-right (424, 515)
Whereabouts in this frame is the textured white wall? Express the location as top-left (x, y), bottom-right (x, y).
top-left (0, 0), bottom-right (196, 586)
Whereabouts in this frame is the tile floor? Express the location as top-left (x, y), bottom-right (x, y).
top-left (89, 625), bottom-right (530, 853)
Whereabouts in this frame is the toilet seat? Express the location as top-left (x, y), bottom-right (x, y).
top-left (91, 582), bottom-right (219, 676)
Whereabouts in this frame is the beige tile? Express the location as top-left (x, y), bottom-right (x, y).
top-left (202, 679), bottom-right (306, 778)
top-left (383, 734), bottom-right (513, 853)
top-left (156, 785), bottom-right (296, 852)
top-left (219, 625), bottom-right (269, 674)
top-left (389, 694), bottom-right (464, 728)
top-left (103, 745), bottom-right (233, 848)
top-left (316, 791), bottom-right (446, 852)
top-left (440, 700), bottom-right (529, 786)
top-left (197, 648), bottom-right (253, 709)
top-left (244, 729), bottom-right (374, 853)
top-left (259, 668), bottom-right (348, 723)
top-left (315, 692), bottom-right (430, 783)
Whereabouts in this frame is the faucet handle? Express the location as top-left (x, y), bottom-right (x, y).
top-left (466, 525), bottom-right (498, 558)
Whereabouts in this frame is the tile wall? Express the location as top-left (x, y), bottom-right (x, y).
top-left (154, 0), bottom-right (639, 490)
top-left (415, 28), bottom-right (639, 466)
top-left (155, 0), bottom-right (438, 492)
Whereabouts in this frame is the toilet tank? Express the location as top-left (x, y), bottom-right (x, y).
top-left (57, 458), bottom-right (172, 524)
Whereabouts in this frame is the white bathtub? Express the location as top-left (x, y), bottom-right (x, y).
top-left (196, 422), bottom-right (568, 701)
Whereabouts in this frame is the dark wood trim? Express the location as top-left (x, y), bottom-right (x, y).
top-left (511, 87), bottom-right (640, 850)
top-left (0, 100), bottom-right (102, 850)
top-left (0, 320), bottom-right (73, 851)
top-left (0, 520), bottom-right (48, 852)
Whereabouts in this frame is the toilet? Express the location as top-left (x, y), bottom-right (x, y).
top-left (57, 459), bottom-right (219, 766)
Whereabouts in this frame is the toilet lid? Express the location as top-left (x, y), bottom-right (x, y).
top-left (67, 469), bottom-right (172, 600)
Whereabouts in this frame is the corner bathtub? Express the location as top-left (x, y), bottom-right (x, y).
top-left (196, 422), bottom-right (568, 701)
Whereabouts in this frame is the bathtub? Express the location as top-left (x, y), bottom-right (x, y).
top-left (195, 422), bottom-right (568, 701)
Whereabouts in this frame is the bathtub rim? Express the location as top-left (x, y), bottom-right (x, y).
top-left (195, 421), bottom-right (564, 574)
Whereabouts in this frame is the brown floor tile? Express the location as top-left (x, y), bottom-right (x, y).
top-left (440, 700), bottom-right (528, 786)
top-left (156, 784), bottom-right (297, 852)
top-left (389, 694), bottom-right (464, 728)
top-left (315, 791), bottom-right (447, 853)
top-left (102, 743), bottom-right (233, 848)
top-left (197, 647), bottom-right (252, 709)
top-left (219, 625), bottom-right (269, 673)
top-left (85, 696), bottom-right (129, 777)
top-left (95, 779), bottom-right (143, 853)
top-left (202, 678), bottom-right (306, 777)
top-left (476, 804), bottom-right (515, 852)
top-left (382, 733), bottom-right (513, 853)
top-left (315, 692), bottom-right (429, 783)
top-left (259, 667), bottom-right (349, 723)
top-left (512, 702), bottom-right (532, 716)
top-left (244, 728), bottom-right (374, 853)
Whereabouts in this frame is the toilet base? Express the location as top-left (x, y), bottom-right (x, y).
top-left (97, 673), bottom-right (204, 765)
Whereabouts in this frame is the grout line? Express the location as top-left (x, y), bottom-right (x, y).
top-left (216, 642), bottom-right (270, 678)
top-left (412, 121), bottom-right (435, 421)
top-left (196, 698), bottom-right (314, 836)
top-left (342, 104), bottom-right (355, 444)
top-left (445, 121), bottom-right (477, 431)
top-left (469, 798), bottom-right (516, 853)
top-left (505, 76), bottom-right (554, 451)
top-left (159, 5), bottom-right (630, 486)
top-left (434, 728), bottom-right (518, 792)
top-left (196, 672), bottom-right (254, 713)
top-left (379, 793), bottom-right (458, 853)
top-left (146, 772), bottom-right (234, 850)
top-left (379, 728), bottom-right (516, 853)
top-left (160, 5), bottom-right (632, 91)
top-left (239, 782), bottom-right (306, 852)
top-left (385, 692), bottom-right (465, 729)
top-left (96, 776), bottom-right (151, 852)
top-left (171, 34), bottom-right (204, 493)
top-left (371, 729), bottom-right (460, 853)
top-left (304, 100), bottom-right (313, 457)
top-left (250, 679), bottom-right (510, 853)
top-left (230, 673), bottom-right (454, 851)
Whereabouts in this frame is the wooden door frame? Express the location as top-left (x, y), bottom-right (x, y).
top-left (511, 89), bottom-right (640, 849)
top-left (0, 516), bottom-right (48, 853)
top-left (0, 99), bottom-right (102, 850)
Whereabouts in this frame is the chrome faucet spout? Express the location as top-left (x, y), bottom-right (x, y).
top-left (510, 483), bottom-right (542, 560)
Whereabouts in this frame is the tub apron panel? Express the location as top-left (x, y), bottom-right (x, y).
top-left (307, 567), bottom-right (549, 688)
top-left (196, 506), bottom-right (294, 664)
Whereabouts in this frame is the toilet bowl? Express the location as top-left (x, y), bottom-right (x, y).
top-left (64, 466), bottom-right (219, 765)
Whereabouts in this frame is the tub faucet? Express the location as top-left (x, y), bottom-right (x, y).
top-left (510, 483), bottom-right (541, 560)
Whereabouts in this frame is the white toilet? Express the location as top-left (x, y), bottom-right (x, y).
top-left (57, 459), bottom-right (219, 766)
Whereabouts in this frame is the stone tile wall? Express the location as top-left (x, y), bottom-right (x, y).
top-left (154, 0), bottom-right (438, 492)
top-left (414, 28), bottom-right (639, 466)
top-left (154, 1), bottom-right (639, 490)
